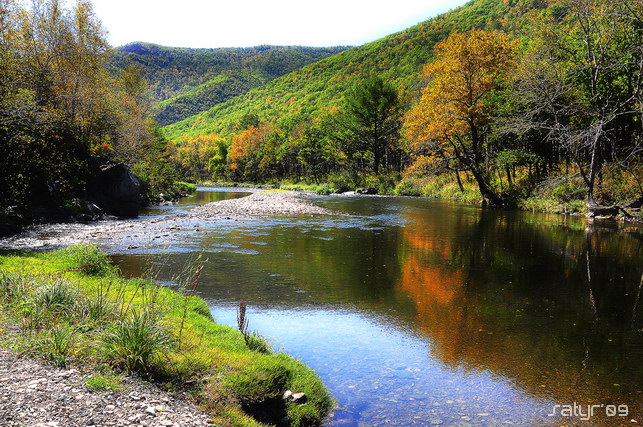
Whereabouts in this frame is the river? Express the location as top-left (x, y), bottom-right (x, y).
top-left (110, 187), bottom-right (642, 426)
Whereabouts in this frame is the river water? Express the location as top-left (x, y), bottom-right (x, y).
top-left (110, 187), bottom-right (642, 426)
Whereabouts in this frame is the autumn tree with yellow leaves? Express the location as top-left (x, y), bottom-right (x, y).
top-left (404, 29), bottom-right (517, 205)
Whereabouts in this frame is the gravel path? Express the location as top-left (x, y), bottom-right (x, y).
top-left (0, 190), bottom-right (338, 251)
top-left (0, 350), bottom-right (212, 427)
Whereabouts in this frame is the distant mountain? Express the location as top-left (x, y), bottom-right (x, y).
top-left (162, 0), bottom-right (550, 141)
top-left (110, 43), bottom-right (349, 125)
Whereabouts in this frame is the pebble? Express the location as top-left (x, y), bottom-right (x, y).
top-left (0, 350), bottom-right (212, 426)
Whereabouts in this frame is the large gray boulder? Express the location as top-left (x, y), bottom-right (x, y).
top-left (86, 157), bottom-right (142, 218)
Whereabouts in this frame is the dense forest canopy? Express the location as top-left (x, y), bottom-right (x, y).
top-left (0, 0), bottom-right (178, 224)
top-left (110, 43), bottom-right (348, 125)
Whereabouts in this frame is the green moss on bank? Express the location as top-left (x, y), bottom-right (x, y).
top-left (0, 245), bottom-right (333, 426)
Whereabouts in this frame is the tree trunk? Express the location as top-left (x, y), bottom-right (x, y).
top-left (625, 196), bottom-right (643, 209)
top-left (470, 167), bottom-right (503, 206)
top-left (373, 145), bottom-right (381, 175)
top-left (455, 170), bottom-right (464, 192)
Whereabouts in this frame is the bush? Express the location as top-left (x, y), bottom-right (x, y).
top-left (313, 183), bottom-right (335, 195)
top-left (327, 173), bottom-right (359, 193)
top-left (102, 308), bottom-right (174, 373)
top-left (420, 174), bottom-right (481, 204)
top-left (363, 173), bottom-right (399, 194)
top-left (394, 178), bottom-right (422, 196)
top-left (520, 175), bottom-right (588, 214)
top-left (62, 244), bottom-right (115, 276)
top-left (547, 178), bottom-right (586, 203)
top-left (595, 164), bottom-right (642, 204)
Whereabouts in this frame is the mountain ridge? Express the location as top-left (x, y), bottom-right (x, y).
top-left (110, 42), bottom-right (349, 125)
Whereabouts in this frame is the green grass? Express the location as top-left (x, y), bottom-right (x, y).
top-left (0, 246), bottom-right (334, 426)
top-left (279, 182), bottom-right (335, 195)
top-left (394, 175), bottom-right (482, 204)
top-left (84, 372), bottom-right (124, 392)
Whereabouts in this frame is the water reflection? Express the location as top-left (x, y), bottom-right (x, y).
top-left (111, 192), bottom-right (643, 426)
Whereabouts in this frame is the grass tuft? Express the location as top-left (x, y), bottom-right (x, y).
top-left (102, 308), bottom-right (174, 373)
top-left (62, 244), bottom-right (116, 276)
top-left (32, 324), bottom-right (76, 368)
top-left (32, 279), bottom-right (79, 313)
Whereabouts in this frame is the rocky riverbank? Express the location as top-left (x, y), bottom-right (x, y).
top-left (0, 190), bottom-right (338, 251)
top-left (0, 350), bottom-right (212, 427)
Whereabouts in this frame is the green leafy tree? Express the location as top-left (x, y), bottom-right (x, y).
top-left (336, 76), bottom-right (401, 175)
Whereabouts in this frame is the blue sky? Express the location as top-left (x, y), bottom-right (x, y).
top-left (90, 0), bottom-right (469, 48)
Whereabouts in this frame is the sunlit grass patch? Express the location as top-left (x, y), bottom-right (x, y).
top-left (0, 246), bottom-right (333, 426)
top-left (84, 372), bottom-right (124, 392)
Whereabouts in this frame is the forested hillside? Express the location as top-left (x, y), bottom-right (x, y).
top-left (110, 44), bottom-right (348, 125)
top-left (163, 0), bottom-right (537, 140)
top-left (163, 0), bottom-right (642, 218)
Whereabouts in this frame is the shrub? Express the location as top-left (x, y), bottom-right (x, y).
top-left (101, 308), bottom-right (174, 373)
top-left (174, 181), bottom-right (198, 194)
top-left (327, 173), bottom-right (358, 193)
top-left (313, 183), bottom-right (335, 195)
top-left (595, 164), bottom-right (642, 204)
top-left (62, 244), bottom-right (115, 276)
top-left (363, 173), bottom-right (399, 194)
top-left (547, 178), bottom-right (586, 203)
top-left (394, 178), bottom-right (422, 196)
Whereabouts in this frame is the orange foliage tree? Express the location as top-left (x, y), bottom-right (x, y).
top-left (403, 29), bottom-right (517, 205)
top-left (173, 133), bottom-right (225, 180)
top-left (228, 122), bottom-right (275, 180)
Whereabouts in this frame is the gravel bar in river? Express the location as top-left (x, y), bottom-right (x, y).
top-left (189, 190), bottom-right (334, 218)
top-left (0, 190), bottom-right (338, 251)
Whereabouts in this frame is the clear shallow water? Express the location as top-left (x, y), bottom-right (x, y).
top-left (111, 188), bottom-right (643, 426)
